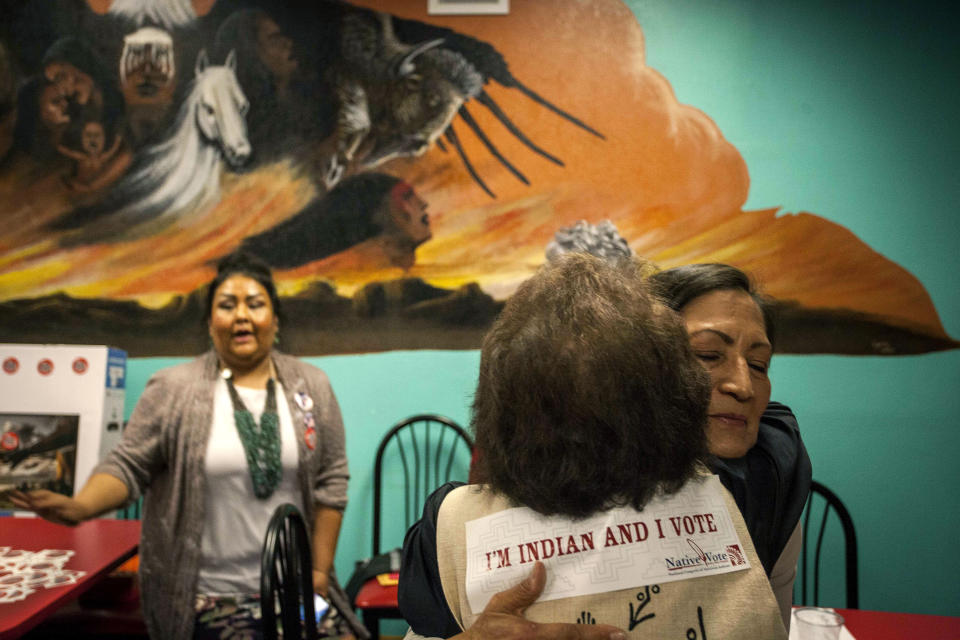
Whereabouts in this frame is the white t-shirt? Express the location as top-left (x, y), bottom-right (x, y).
top-left (197, 378), bottom-right (304, 596)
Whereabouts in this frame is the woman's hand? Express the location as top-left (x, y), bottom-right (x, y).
top-left (5, 474), bottom-right (129, 526)
top-left (311, 506), bottom-right (342, 599)
top-left (5, 489), bottom-right (89, 526)
top-left (459, 562), bottom-right (626, 640)
top-left (312, 569), bottom-right (329, 598)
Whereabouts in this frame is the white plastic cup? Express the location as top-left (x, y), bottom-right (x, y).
top-left (794, 607), bottom-right (845, 640)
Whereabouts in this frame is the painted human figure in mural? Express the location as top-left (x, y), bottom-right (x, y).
top-left (41, 37), bottom-right (123, 125)
top-left (212, 8), bottom-right (324, 165)
top-left (37, 82), bottom-right (71, 146)
top-left (253, 13), bottom-right (298, 92)
top-left (8, 37), bottom-right (122, 163)
top-left (44, 60), bottom-right (97, 111)
top-left (52, 48), bottom-right (251, 243)
top-left (57, 119), bottom-right (132, 192)
top-left (119, 26), bottom-right (178, 146)
top-left (7, 77), bottom-right (77, 162)
top-left (241, 173), bottom-right (432, 271)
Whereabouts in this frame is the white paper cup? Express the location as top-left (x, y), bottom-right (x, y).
top-left (794, 607), bottom-right (845, 640)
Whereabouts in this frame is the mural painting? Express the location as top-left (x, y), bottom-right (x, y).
top-left (0, 0), bottom-right (955, 356)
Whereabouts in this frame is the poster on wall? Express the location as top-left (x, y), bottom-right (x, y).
top-left (0, 414), bottom-right (80, 510)
top-left (0, 0), bottom-right (955, 356)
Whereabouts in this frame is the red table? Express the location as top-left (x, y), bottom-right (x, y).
top-left (833, 608), bottom-right (960, 640)
top-left (0, 517), bottom-right (140, 640)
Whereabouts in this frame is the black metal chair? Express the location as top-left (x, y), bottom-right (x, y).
top-left (261, 504), bottom-right (371, 640)
top-left (261, 504), bottom-right (319, 640)
top-left (796, 480), bottom-right (859, 609)
top-left (355, 414), bottom-right (473, 639)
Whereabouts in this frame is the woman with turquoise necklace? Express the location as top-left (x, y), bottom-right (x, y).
top-left (10, 251), bottom-right (351, 639)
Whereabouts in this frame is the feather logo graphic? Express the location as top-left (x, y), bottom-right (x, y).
top-left (687, 538), bottom-right (708, 564)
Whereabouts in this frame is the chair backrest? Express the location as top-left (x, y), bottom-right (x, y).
top-left (796, 480), bottom-right (859, 609)
top-left (261, 503), bottom-right (318, 640)
top-left (372, 414), bottom-right (473, 556)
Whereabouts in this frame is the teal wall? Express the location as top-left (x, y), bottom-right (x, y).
top-left (625, 0), bottom-right (959, 616)
top-left (122, 0), bottom-right (959, 620)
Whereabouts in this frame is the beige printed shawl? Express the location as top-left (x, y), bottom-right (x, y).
top-left (435, 475), bottom-right (787, 639)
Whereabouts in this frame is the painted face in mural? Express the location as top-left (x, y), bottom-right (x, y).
top-left (81, 121), bottom-right (105, 155)
top-left (38, 83), bottom-right (69, 129)
top-left (208, 275), bottom-right (278, 373)
top-left (388, 182), bottom-right (431, 245)
top-left (681, 289), bottom-right (772, 459)
top-left (120, 27), bottom-right (176, 104)
top-left (44, 61), bottom-right (94, 105)
top-left (256, 16), bottom-right (297, 84)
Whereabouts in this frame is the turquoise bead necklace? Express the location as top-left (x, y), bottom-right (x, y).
top-left (223, 369), bottom-right (282, 499)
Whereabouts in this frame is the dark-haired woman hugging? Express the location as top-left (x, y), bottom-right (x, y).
top-left (10, 252), bottom-right (350, 639)
top-left (650, 263), bottom-right (812, 629)
top-left (399, 254), bottom-right (786, 639)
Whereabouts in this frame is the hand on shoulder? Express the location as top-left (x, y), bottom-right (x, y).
top-left (457, 562), bottom-right (626, 640)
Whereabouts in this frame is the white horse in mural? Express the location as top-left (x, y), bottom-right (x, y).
top-left (109, 0), bottom-right (198, 30)
top-left (62, 49), bottom-right (250, 244)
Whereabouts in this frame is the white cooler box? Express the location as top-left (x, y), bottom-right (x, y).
top-left (0, 345), bottom-right (127, 508)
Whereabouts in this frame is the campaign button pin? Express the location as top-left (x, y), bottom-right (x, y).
top-left (37, 359), bottom-right (54, 376)
top-left (303, 413), bottom-right (315, 429)
top-left (304, 427), bottom-right (317, 450)
top-left (2, 358), bottom-right (18, 374)
top-left (72, 358), bottom-right (88, 374)
top-left (295, 392), bottom-right (313, 411)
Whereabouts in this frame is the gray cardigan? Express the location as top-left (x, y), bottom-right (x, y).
top-left (94, 351), bottom-right (349, 639)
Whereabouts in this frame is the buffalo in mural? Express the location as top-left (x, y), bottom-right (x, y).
top-left (318, 6), bottom-right (604, 195)
top-left (0, 0), bottom-right (955, 357)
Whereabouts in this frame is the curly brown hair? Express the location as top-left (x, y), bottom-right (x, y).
top-left (472, 253), bottom-right (711, 519)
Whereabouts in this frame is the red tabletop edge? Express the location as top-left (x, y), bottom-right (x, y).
top-left (0, 517), bottom-right (141, 640)
top-left (835, 607), bottom-right (960, 640)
